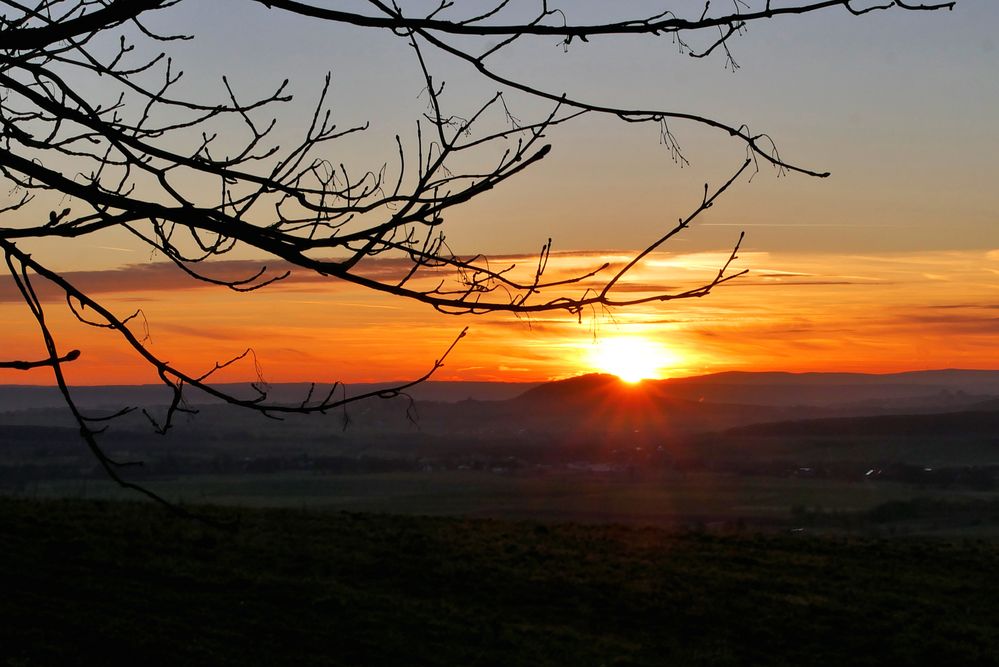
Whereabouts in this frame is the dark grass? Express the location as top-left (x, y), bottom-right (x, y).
top-left (2, 496), bottom-right (998, 666)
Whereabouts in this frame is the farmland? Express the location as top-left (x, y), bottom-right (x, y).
top-left (2, 495), bottom-right (998, 666)
top-left (11, 468), bottom-right (999, 536)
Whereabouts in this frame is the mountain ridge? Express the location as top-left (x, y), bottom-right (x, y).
top-left (3, 369), bottom-right (999, 415)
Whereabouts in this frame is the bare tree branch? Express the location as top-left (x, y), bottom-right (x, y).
top-left (0, 348), bottom-right (80, 370)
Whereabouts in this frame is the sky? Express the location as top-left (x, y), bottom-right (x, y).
top-left (2, 0), bottom-right (998, 386)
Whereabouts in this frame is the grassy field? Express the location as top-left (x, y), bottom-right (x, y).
top-left (13, 469), bottom-right (999, 534)
top-left (2, 496), bottom-right (998, 666)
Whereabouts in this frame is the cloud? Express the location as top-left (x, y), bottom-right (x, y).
top-left (890, 313), bottom-right (999, 335)
top-left (724, 279), bottom-right (881, 288)
top-left (0, 256), bottom-right (428, 304)
top-left (0, 259), bottom-right (297, 303)
top-left (0, 248), bottom-right (710, 304)
top-left (926, 304), bottom-right (999, 311)
top-left (755, 271), bottom-right (815, 278)
top-left (480, 318), bottom-right (575, 328)
top-left (150, 322), bottom-right (263, 342)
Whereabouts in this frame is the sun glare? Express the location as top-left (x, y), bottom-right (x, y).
top-left (586, 337), bottom-right (677, 383)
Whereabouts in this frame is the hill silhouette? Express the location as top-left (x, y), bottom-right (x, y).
top-left (4, 369), bottom-right (999, 472)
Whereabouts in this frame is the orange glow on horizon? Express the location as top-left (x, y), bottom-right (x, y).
top-left (3, 249), bottom-right (999, 386)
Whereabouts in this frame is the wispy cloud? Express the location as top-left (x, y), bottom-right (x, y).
top-left (5, 249), bottom-right (999, 383)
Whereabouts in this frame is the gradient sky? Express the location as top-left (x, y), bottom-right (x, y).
top-left (3, 1), bottom-right (998, 385)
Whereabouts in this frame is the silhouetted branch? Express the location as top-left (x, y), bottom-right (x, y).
top-left (251, 0), bottom-right (953, 38)
top-left (0, 349), bottom-right (80, 370)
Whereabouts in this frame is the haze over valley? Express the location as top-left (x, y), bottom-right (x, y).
top-left (5, 369), bottom-right (999, 535)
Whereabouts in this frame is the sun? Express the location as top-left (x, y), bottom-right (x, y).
top-left (585, 336), bottom-right (678, 383)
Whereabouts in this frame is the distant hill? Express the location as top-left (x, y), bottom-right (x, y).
top-left (654, 369), bottom-right (999, 409)
top-left (3, 368), bottom-right (998, 413)
top-left (5, 370), bottom-right (999, 474)
top-left (0, 380), bottom-right (539, 412)
top-left (500, 373), bottom-right (796, 435)
top-left (728, 410), bottom-right (999, 439)
top-left (4, 370), bottom-right (999, 466)
top-left (672, 369), bottom-right (999, 388)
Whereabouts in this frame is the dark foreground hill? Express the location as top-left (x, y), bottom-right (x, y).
top-left (2, 497), bottom-right (997, 667)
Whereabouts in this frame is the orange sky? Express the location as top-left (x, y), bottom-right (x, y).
top-left (3, 4), bottom-right (997, 388)
top-left (3, 248), bottom-right (998, 386)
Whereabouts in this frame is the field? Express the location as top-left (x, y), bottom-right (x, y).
top-left (12, 469), bottom-right (999, 536)
top-left (2, 495), bottom-right (998, 666)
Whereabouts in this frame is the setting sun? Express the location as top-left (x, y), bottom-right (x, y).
top-left (585, 337), bottom-right (679, 383)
